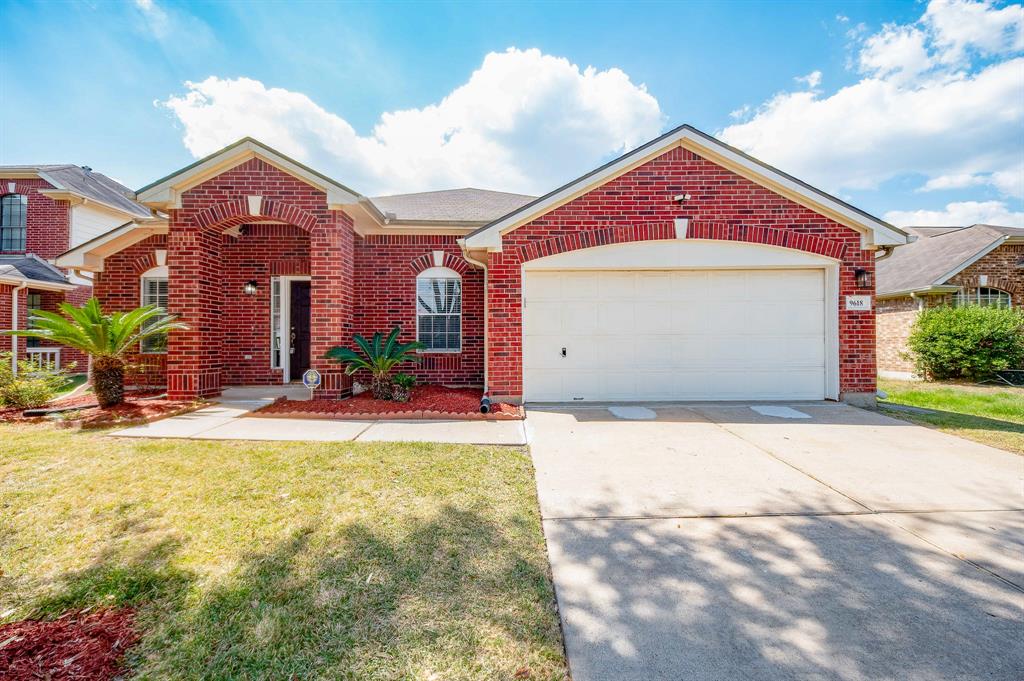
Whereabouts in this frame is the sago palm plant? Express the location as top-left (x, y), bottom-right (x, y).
top-left (324, 326), bottom-right (421, 400)
top-left (5, 298), bottom-right (187, 408)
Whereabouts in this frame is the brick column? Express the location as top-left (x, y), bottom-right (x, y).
top-left (309, 210), bottom-right (355, 398)
top-left (166, 213), bottom-right (224, 399)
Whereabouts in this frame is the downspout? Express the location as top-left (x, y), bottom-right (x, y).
top-left (458, 239), bottom-right (489, 394)
top-left (10, 282), bottom-right (27, 375)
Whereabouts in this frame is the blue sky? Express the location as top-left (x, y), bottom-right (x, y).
top-left (1, 0), bottom-right (1021, 226)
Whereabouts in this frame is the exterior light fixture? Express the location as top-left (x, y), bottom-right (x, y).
top-left (854, 268), bottom-right (872, 289)
top-left (243, 280), bottom-right (259, 296)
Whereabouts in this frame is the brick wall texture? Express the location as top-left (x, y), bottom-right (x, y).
top-left (485, 145), bottom-right (876, 401)
top-left (1, 175), bottom-right (91, 374)
top-left (876, 243), bottom-right (1024, 374)
top-left (88, 145), bottom-right (898, 402)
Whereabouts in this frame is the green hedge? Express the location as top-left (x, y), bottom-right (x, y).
top-left (907, 306), bottom-right (1024, 381)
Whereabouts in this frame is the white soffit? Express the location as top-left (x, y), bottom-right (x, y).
top-left (135, 138), bottom-right (362, 210)
top-left (463, 125), bottom-right (909, 251)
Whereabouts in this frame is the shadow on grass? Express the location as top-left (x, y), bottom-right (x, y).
top-left (23, 505), bottom-right (565, 680)
top-left (879, 404), bottom-right (1024, 435)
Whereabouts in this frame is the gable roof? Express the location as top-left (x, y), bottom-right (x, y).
top-left (0, 254), bottom-right (75, 290)
top-left (370, 188), bottom-right (535, 224)
top-left (136, 138), bottom-right (362, 210)
top-left (0, 164), bottom-right (151, 219)
top-left (877, 224), bottom-right (1024, 296)
top-left (462, 123), bottom-right (909, 250)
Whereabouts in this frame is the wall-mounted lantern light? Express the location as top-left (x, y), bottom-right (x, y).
top-left (243, 280), bottom-right (259, 296)
top-left (854, 268), bottom-right (872, 289)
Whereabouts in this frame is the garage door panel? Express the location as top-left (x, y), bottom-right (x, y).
top-left (598, 301), bottom-right (635, 329)
top-left (561, 273), bottom-right (598, 299)
top-left (523, 268), bottom-right (827, 401)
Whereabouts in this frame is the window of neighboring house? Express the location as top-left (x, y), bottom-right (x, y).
top-left (416, 268), bottom-right (462, 352)
top-left (25, 293), bottom-right (41, 348)
top-left (954, 286), bottom-right (1012, 309)
top-left (140, 270), bottom-right (169, 353)
top-left (0, 194), bottom-right (27, 251)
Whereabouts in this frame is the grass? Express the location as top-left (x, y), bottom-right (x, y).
top-left (0, 424), bottom-right (567, 680)
top-left (878, 378), bottom-right (1024, 454)
top-left (56, 372), bottom-right (89, 397)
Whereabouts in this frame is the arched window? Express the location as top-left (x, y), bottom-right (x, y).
top-left (954, 287), bottom-right (1012, 309)
top-left (0, 194), bottom-right (27, 251)
top-left (416, 266), bottom-right (461, 352)
top-left (140, 266), bottom-right (169, 353)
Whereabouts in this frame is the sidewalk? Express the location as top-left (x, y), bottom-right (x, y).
top-left (111, 386), bottom-right (528, 445)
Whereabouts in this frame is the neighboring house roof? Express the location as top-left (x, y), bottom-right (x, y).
top-left (463, 123), bottom-right (910, 251)
top-left (370, 188), bottom-right (536, 223)
top-left (0, 254), bottom-right (75, 290)
top-left (0, 164), bottom-right (152, 220)
top-left (877, 224), bottom-right (1024, 297)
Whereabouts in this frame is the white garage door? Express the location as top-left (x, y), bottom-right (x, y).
top-left (523, 269), bottom-right (826, 402)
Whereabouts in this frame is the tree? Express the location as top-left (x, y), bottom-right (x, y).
top-left (324, 327), bottom-right (421, 400)
top-left (4, 298), bottom-right (187, 408)
top-left (907, 305), bottom-right (1024, 381)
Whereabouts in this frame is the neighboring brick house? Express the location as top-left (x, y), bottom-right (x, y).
top-left (58, 125), bottom-right (909, 406)
top-left (0, 165), bottom-right (153, 374)
top-left (876, 224), bottom-right (1024, 378)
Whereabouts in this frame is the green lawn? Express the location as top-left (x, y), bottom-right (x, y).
top-left (0, 424), bottom-right (567, 680)
top-left (878, 379), bottom-right (1024, 454)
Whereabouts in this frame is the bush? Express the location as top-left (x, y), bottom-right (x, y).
top-left (0, 352), bottom-right (74, 409)
top-left (907, 306), bottom-right (1024, 380)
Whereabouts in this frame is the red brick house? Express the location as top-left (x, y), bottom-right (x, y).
top-left (57, 125), bottom-right (909, 405)
top-left (876, 224), bottom-right (1024, 378)
top-left (1, 165), bottom-right (153, 374)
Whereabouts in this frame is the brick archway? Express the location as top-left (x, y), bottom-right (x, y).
top-left (408, 251), bottom-right (469, 275)
top-left (515, 220), bottom-right (846, 264)
top-left (956, 274), bottom-right (1022, 295)
top-left (192, 198), bottom-right (320, 233)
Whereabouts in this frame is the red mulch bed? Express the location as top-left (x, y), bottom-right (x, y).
top-left (0, 390), bottom-right (205, 429)
top-left (0, 609), bottom-right (140, 681)
top-left (251, 384), bottom-right (524, 420)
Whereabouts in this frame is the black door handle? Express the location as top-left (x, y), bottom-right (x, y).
top-left (561, 347), bottom-right (567, 357)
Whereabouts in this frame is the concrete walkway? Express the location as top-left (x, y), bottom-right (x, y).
top-left (530, 403), bottom-right (1024, 681)
top-left (112, 386), bottom-right (527, 445)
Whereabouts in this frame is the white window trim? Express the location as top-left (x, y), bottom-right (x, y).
top-left (272, 276), bottom-right (311, 383)
top-left (416, 266), bottom-right (463, 354)
top-left (139, 265), bottom-right (169, 354)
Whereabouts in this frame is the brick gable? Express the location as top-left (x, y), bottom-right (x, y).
top-left (486, 145), bottom-right (876, 401)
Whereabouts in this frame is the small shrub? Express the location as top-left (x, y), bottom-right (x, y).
top-left (392, 372), bottom-right (416, 402)
top-left (0, 352), bottom-right (74, 409)
top-left (908, 306), bottom-right (1024, 381)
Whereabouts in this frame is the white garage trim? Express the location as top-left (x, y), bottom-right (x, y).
top-left (522, 240), bottom-right (840, 402)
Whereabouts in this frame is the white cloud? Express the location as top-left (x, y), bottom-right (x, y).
top-left (133, 0), bottom-right (215, 53)
top-left (885, 200), bottom-right (1024, 226)
top-left (160, 48), bottom-right (664, 195)
top-left (720, 0), bottom-right (1024, 207)
top-left (795, 70), bottom-right (822, 88)
top-left (924, 0), bottom-right (1024, 63)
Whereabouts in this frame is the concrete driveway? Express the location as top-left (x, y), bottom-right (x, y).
top-left (529, 403), bottom-right (1024, 681)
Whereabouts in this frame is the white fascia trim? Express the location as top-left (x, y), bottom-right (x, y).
top-left (876, 285), bottom-right (960, 300)
top-left (931, 236), bottom-right (1007, 287)
top-left (55, 221), bottom-right (169, 272)
top-left (0, 275), bottom-right (76, 292)
top-left (463, 126), bottom-right (909, 251)
top-left (136, 139), bottom-right (362, 210)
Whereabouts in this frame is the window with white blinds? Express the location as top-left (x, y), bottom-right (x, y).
top-left (141, 277), bottom-right (169, 353)
top-left (416, 275), bottom-right (461, 352)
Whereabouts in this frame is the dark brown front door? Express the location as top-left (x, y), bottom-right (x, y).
top-left (289, 281), bottom-right (311, 381)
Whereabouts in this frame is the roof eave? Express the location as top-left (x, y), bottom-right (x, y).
top-left (877, 285), bottom-right (960, 299)
top-left (136, 138), bottom-right (364, 210)
top-left (464, 124), bottom-right (909, 251)
top-left (55, 220), bottom-right (169, 272)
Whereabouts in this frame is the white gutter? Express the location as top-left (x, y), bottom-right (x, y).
top-left (10, 282), bottom-right (27, 375)
top-left (458, 239), bottom-right (489, 392)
